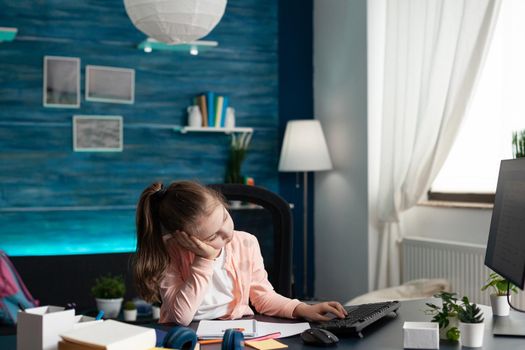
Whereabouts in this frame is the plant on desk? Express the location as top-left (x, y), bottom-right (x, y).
top-left (424, 292), bottom-right (460, 341)
top-left (481, 272), bottom-right (517, 316)
top-left (457, 296), bottom-right (484, 348)
top-left (123, 300), bottom-right (137, 322)
top-left (91, 274), bottom-right (126, 319)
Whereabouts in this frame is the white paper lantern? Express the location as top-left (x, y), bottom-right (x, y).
top-left (124, 0), bottom-right (227, 44)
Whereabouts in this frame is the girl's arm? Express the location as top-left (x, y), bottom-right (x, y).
top-left (247, 235), bottom-right (347, 321)
top-left (248, 236), bottom-right (302, 318)
top-left (160, 256), bottom-right (214, 326)
top-left (160, 232), bottom-right (219, 326)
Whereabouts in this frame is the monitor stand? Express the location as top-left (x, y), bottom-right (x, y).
top-left (492, 312), bottom-right (525, 337)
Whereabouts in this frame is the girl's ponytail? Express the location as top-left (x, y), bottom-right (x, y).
top-left (133, 182), bottom-right (168, 303)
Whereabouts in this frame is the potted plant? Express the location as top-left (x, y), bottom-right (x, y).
top-left (458, 296), bottom-right (485, 348)
top-left (91, 274), bottom-right (125, 318)
top-left (481, 272), bottom-right (518, 316)
top-left (123, 300), bottom-right (137, 321)
top-left (512, 129), bottom-right (525, 158)
top-left (424, 292), bottom-right (460, 341)
top-left (225, 132), bottom-right (252, 184)
top-left (151, 302), bottom-right (161, 320)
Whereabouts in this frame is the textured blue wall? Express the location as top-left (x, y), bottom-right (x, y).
top-left (0, 0), bottom-right (279, 256)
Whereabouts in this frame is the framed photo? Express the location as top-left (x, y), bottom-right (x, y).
top-left (86, 65), bottom-right (135, 104)
top-left (73, 115), bottom-right (123, 152)
top-left (43, 56), bottom-right (80, 108)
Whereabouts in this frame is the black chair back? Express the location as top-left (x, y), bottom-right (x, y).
top-left (209, 184), bottom-right (293, 297)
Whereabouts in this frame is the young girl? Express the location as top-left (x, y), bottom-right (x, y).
top-left (134, 181), bottom-right (347, 326)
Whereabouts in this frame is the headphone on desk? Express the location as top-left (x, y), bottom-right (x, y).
top-left (163, 326), bottom-right (244, 350)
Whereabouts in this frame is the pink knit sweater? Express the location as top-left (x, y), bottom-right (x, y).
top-left (159, 230), bottom-right (302, 326)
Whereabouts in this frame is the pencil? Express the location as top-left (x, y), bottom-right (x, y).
top-left (199, 339), bottom-right (223, 345)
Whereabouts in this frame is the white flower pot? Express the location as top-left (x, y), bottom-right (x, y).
top-left (95, 297), bottom-right (123, 318)
top-left (123, 309), bottom-right (137, 321)
top-left (151, 305), bottom-right (161, 320)
top-left (459, 321), bottom-right (485, 348)
top-left (490, 294), bottom-right (511, 316)
top-left (439, 317), bottom-right (458, 340)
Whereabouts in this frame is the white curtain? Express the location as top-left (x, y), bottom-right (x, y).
top-left (374, 0), bottom-right (502, 289)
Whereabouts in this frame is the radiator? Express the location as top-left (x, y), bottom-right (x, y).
top-left (402, 236), bottom-right (525, 308)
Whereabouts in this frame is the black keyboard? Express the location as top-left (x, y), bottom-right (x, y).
top-left (312, 301), bottom-right (400, 338)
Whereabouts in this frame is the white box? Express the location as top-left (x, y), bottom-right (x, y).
top-left (403, 321), bottom-right (439, 349)
top-left (17, 306), bottom-right (75, 350)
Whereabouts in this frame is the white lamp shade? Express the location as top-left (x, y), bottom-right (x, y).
top-left (278, 120), bottom-right (333, 172)
top-left (124, 0), bottom-right (227, 44)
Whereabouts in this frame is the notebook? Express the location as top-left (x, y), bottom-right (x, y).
top-left (59, 319), bottom-right (156, 350)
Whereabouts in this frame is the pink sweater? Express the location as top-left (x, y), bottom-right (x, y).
top-left (159, 230), bottom-right (302, 326)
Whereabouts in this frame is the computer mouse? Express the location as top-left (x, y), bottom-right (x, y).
top-left (300, 328), bottom-right (339, 346)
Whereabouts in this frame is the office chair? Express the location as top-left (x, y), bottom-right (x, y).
top-left (208, 184), bottom-right (293, 298)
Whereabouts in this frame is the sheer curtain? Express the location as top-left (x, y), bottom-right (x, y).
top-left (372, 0), bottom-right (502, 289)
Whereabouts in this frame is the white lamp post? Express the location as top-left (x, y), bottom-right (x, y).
top-left (278, 120), bottom-right (332, 297)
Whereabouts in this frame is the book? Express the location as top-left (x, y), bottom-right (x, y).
top-left (206, 91), bottom-right (215, 127)
top-left (59, 319), bottom-right (156, 350)
top-left (197, 94), bottom-right (208, 127)
top-left (220, 96), bottom-right (229, 128)
top-left (215, 95), bottom-right (224, 128)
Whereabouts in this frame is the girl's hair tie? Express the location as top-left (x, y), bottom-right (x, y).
top-left (153, 184), bottom-right (167, 202)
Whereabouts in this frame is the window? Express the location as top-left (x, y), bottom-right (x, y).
top-left (431, 0), bottom-right (525, 197)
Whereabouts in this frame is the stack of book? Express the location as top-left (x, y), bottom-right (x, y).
top-left (58, 319), bottom-right (156, 350)
top-left (194, 92), bottom-right (229, 128)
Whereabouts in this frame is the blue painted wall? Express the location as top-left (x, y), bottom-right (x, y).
top-left (278, 0), bottom-right (314, 298)
top-left (0, 0), bottom-right (280, 256)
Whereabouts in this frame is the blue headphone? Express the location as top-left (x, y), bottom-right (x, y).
top-left (163, 326), bottom-right (244, 350)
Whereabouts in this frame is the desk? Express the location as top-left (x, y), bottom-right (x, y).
top-left (2, 299), bottom-right (524, 350)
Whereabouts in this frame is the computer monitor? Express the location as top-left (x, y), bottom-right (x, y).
top-left (485, 158), bottom-right (525, 336)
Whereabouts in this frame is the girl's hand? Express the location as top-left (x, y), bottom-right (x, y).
top-left (292, 301), bottom-right (348, 322)
top-left (173, 230), bottom-right (220, 260)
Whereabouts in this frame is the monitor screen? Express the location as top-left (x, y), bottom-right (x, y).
top-left (485, 158), bottom-right (525, 290)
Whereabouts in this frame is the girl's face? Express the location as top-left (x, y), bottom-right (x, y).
top-left (193, 199), bottom-right (234, 250)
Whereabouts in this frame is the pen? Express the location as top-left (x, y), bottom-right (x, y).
top-left (95, 310), bottom-right (104, 320)
top-left (247, 332), bottom-right (281, 342)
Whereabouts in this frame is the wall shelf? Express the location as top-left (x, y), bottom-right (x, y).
top-left (176, 126), bottom-right (253, 134)
top-left (138, 38), bottom-right (218, 55)
top-left (0, 27), bottom-right (17, 42)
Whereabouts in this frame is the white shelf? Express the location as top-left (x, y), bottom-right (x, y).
top-left (177, 126), bottom-right (253, 134)
top-left (0, 27), bottom-right (17, 42)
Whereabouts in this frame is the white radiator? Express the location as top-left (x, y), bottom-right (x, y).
top-left (402, 236), bottom-right (525, 308)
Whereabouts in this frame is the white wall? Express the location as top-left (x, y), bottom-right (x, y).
top-left (313, 0), bottom-right (369, 302)
top-left (403, 205), bottom-right (492, 246)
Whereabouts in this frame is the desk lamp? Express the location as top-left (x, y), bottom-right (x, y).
top-left (278, 119), bottom-right (332, 297)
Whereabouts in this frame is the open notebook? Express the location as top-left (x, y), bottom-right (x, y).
top-left (196, 320), bottom-right (310, 339)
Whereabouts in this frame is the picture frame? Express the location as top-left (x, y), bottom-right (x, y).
top-left (85, 65), bottom-right (135, 104)
top-left (43, 56), bottom-right (80, 108)
top-left (73, 115), bottom-right (123, 152)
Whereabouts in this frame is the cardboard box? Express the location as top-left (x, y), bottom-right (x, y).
top-left (403, 321), bottom-right (439, 349)
top-left (17, 306), bottom-right (75, 350)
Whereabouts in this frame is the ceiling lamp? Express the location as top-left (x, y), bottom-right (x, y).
top-left (123, 0), bottom-right (227, 44)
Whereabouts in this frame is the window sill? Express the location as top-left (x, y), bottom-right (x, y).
top-left (418, 200), bottom-right (493, 209)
